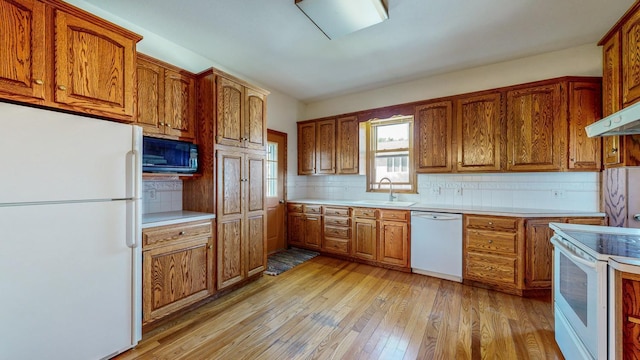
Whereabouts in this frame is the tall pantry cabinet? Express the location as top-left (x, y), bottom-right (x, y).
top-left (183, 69), bottom-right (269, 291)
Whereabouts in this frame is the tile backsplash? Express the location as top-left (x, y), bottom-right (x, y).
top-left (287, 172), bottom-right (600, 211)
top-left (142, 180), bottom-right (183, 214)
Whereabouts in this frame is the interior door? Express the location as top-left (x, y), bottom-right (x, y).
top-left (266, 130), bottom-right (287, 254)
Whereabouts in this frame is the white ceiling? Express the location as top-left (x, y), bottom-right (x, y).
top-left (83, 0), bottom-right (634, 103)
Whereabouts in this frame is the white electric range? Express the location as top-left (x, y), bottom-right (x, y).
top-left (549, 222), bottom-right (640, 360)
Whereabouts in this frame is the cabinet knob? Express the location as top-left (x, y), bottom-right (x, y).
top-left (58, 85), bottom-right (67, 91)
top-left (488, 240), bottom-right (493, 244)
top-left (179, 231), bottom-right (185, 235)
top-left (570, 158), bottom-right (574, 162)
top-left (612, 148), bottom-right (618, 153)
top-left (34, 79), bottom-right (44, 85)
top-left (208, 245), bottom-right (213, 249)
top-left (488, 221), bottom-right (493, 225)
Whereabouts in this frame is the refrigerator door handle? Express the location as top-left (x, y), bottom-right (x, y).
top-left (126, 149), bottom-right (140, 200)
top-left (126, 199), bottom-right (139, 248)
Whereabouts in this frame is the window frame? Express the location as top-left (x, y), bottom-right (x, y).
top-left (365, 115), bottom-right (416, 194)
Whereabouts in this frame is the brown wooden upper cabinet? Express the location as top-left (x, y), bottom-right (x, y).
top-left (0, 0), bottom-right (141, 122)
top-left (506, 83), bottom-right (563, 171)
top-left (136, 54), bottom-right (196, 140)
top-left (567, 81), bottom-right (602, 170)
top-left (599, 3), bottom-right (640, 167)
top-left (0, 0), bottom-right (46, 101)
top-left (297, 115), bottom-right (359, 175)
top-left (415, 101), bottom-right (453, 173)
top-left (216, 75), bottom-right (267, 150)
top-left (336, 115), bottom-right (359, 174)
top-left (455, 92), bottom-right (503, 172)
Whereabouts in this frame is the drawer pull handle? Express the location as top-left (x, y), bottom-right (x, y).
top-left (629, 316), bottom-right (640, 325)
top-left (488, 240), bottom-right (493, 244)
top-left (179, 231), bottom-right (185, 235)
top-left (58, 85), bottom-right (67, 91)
top-left (34, 79), bottom-right (44, 85)
top-left (488, 221), bottom-right (493, 225)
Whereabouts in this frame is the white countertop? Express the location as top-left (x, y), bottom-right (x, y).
top-left (288, 199), bottom-right (605, 218)
top-left (142, 211), bottom-right (216, 228)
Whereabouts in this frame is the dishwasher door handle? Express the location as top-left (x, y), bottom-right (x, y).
top-left (411, 213), bottom-right (461, 221)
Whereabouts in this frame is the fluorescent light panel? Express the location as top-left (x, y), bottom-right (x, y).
top-left (296, 0), bottom-right (388, 39)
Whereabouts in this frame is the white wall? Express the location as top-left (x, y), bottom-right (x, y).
top-left (302, 44), bottom-right (602, 120)
top-left (63, 1), bottom-right (604, 211)
top-left (294, 44), bottom-right (604, 211)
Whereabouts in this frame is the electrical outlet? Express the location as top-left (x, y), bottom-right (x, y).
top-left (149, 189), bottom-right (157, 200)
top-left (551, 189), bottom-right (565, 199)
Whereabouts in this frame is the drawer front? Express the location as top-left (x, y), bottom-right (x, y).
top-left (465, 253), bottom-right (517, 286)
top-left (324, 225), bottom-right (350, 239)
top-left (287, 203), bottom-right (303, 213)
top-left (324, 206), bottom-right (350, 217)
top-left (143, 220), bottom-right (212, 248)
top-left (465, 215), bottom-right (518, 231)
top-left (304, 205), bottom-right (322, 214)
top-left (379, 209), bottom-right (408, 221)
top-left (324, 216), bottom-right (351, 227)
top-left (323, 238), bottom-right (349, 254)
top-left (353, 208), bottom-right (377, 218)
top-left (466, 230), bottom-right (517, 254)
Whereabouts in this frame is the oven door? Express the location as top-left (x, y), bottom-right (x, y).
top-left (551, 235), bottom-right (608, 360)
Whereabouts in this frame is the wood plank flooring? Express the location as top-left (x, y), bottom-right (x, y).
top-left (115, 256), bottom-right (563, 360)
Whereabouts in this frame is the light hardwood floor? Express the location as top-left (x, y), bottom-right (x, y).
top-left (116, 256), bottom-right (563, 360)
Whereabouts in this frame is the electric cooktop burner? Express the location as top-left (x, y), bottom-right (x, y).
top-left (562, 229), bottom-right (640, 259)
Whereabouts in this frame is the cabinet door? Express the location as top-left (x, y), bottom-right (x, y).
top-left (415, 101), bottom-right (453, 173)
top-left (622, 9), bottom-right (640, 107)
top-left (336, 115), bottom-right (359, 174)
top-left (217, 150), bottom-right (244, 217)
top-left (525, 219), bottom-right (562, 288)
top-left (316, 119), bottom-right (336, 174)
top-left (456, 93), bottom-right (502, 172)
top-left (568, 81), bottom-right (602, 170)
top-left (136, 57), bottom-right (164, 135)
top-left (602, 33), bottom-right (623, 166)
top-left (54, 9), bottom-right (136, 119)
top-left (379, 220), bottom-right (409, 267)
top-left (288, 213), bottom-right (304, 247)
top-left (164, 69), bottom-right (195, 139)
top-left (353, 218), bottom-right (377, 261)
top-left (217, 218), bottom-right (244, 290)
top-left (298, 122), bottom-right (316, 175)
top-left (304, 215), bottom-right (322, 250)
top-left (246, 153), bottom-right (266, 276)
top-left (246, 213), bottom-right (265, 277)
top-left (216, 76), bottom-right (244, 147)
top-left (245, 88), bottom-right (266, 150)
top-left (621, 274), bottom-right (640, 358)
top-left (507, 84), bottom-right (563, 171)
top-left (0, 0), bottom-right (45, 100)
top-left (142, 237), bottom-right (213, 324)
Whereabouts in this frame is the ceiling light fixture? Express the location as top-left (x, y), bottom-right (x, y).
top-left (295, 0), bottom-right (388, 39)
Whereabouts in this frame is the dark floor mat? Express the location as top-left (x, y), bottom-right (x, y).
top-left (265, 247), bottom-right (320, 276)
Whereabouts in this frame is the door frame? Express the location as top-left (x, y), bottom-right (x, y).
top-left (267, 129), bottom-right (288, 253)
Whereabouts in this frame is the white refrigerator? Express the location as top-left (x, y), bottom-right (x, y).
top-left (0, 102), bottom-right (142, 360)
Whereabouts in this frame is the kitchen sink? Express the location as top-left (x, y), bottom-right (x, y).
top-left (350, 200), bottom-right (415, 207)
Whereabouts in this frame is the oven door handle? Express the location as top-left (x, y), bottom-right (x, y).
top-left (551, 237), bottom-right (596, 268)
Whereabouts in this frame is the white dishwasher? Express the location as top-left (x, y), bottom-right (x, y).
top-left (410, 211), bottom-right (463, 282)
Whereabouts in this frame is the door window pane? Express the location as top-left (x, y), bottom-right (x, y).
top-left (266, 142), bottom-right (277, 197)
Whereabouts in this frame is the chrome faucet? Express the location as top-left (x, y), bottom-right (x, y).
top-left (378, 177), bottom-right (397, 202)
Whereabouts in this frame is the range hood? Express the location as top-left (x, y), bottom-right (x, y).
top-left (586, 102), bottom-right (640, 137)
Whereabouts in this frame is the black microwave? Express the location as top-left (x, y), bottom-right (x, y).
top-left (142, 136), bottom-right (198, 174)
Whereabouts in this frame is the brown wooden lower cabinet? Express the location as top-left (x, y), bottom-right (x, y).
top-left (613, 270), bottom-right (640, 359)
top-left (287, 203), bottom-right (410, 271)
top-left (463, 214), bottom-right (605, 296)
top-left (142, 219), bottom-right (214, 327)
